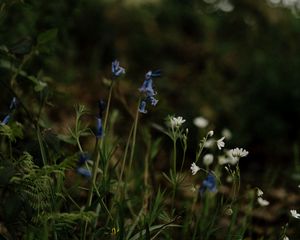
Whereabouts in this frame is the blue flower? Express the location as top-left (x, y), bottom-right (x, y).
top-left (77, 167), bottom-right (92, 178)
top-left (139, 78), bottom-right (156, 96)
top-left (9, 97), bottom-right (17, 110)
top-left (79, 152), bottom-right (89, 165)
top-left (138, 100), bottom-right (148, 114)
top-left (96, 117), bottom-right (103, 138)
top-left (199, 173), bottom-right (217, 196)
top-left (1, 115), bottom-right (10, 125)
top-left (138, 69), bottom-right (161, 113)
top-left (112, 60), bottom-right (125, 77)
top-left (147, 96), bottom-right (158, 106)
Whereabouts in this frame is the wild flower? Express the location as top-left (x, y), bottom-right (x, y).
top-left (257, 188), bottom-right (264, 197)
top-left (138, 70), bottom-right (161, 113)
top-left (218, 155), bottom-right (229, 165)
top-left (193, 116), bottom-right (208, 128)
top-left (170, 116), bottom-right (186, 128)
top-left (204, 139), bottom-right (215, 148)
top-left (228, 148), bottom-right (249, 163)
top-left (138, 100), bottom-right (148, 114)
top-left (9, 97), bottom-right (17, 110)
top-left (221, 128), bottom-right (232, 139)
top-left (199, 173), bottom-right (217, 195)
top-left (1, 115), bottom-right (10, 125)
top-left (77, 167), bottom-right (92, 178)
top-left (191, 162), bottom-right (200, 175)
top-left (112, 60), bottom-right (125, 77)
top-left (283, 235), bottom-right (289, 240)
top-left (203, 153), bottom-right (214, 166)
top-left (208, 130), bottom-right (214, 137)
top-left (257, 197), bottom-right (269, 207)
top-left (290, 209), bottom-right (300, 219)
top-left (79, 152), bottom-right (89, 165)
top-left (216, 136), bottom-right (225, 150)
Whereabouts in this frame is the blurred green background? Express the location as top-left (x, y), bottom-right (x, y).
top-left (1, 0), bottom-right (300, 180)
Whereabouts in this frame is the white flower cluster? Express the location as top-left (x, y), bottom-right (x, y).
top-left (218, 148), bottom-right (249, 165)
top-left (170, 116), bottom-right (186, 128)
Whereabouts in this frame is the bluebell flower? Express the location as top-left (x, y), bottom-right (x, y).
top-left (199, 173), bottom-right (217, 196)
top-left (139, 78), bottom-right (156, 96)
top-left (112, 60), bottom-right (125, 77)
top-left (96, 117), bottom-right (103, 138)
top-left (9, 97), bottom-right (17, 110)
top-left (1, 115), bottom-right (10, 125)
top-left (147, 96), bottom-right (158, 106)
top-left (145, 70), bottom-right (161, 80)
top-left (138, 100), bottom-right (148, 114)
top-left (138, 69), bottom-right (161, 113)
top-left (77, 167), bottom-right (92, 178)
top-left (79, 152), bottom-right (89, 165)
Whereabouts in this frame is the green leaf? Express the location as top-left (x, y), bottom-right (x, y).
top-left (37, 28), bottom-right (58, 45)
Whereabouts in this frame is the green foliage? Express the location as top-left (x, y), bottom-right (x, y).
top-left (0, 1), bottom-right (299, 239)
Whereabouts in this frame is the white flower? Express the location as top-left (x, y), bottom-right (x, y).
top-left (208, 130), bottom-right (214, 137)
top-left (290, 209), bottom-right (300, 219)
top-left (170, 116), bottom-right (185, 128)
top-left (193, 117), bottom-right (208, 128)
top-left (283, 235), bottom-right (289, 240)
top-left (218, 155), bottom-right (229, 165)
top-left (190, 162), bottom-right (200, 175)
top-left (228, 148), bottom-right (249, 163)
top-left (204, 139), bottom-right (215, 148)
top-left (216, 136), bottom-right (225, 150)
top-left (221, 128), bottom-right (232, 139)
top-left (257, 188), bottom-right (264, 197)
top-left (257, 197), bottom-right (269, 207)
top-left (203, 154), bottom-right (214, 166)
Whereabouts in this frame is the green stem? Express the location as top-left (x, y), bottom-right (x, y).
top-left (37, 125), bottom-right (47, 166)
top-left (128, 98), bottom-right (141, 174)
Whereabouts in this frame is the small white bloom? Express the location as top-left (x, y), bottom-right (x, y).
top-left (193, 117), bottom-right (208, 128)
top-left (228, 148), bottom-right (249, 163)
top-left (283, 235), bottom-right (289, 240)
top-left (190, 162), bottom-right (200, 175)
top-left (298, 184), bottom-right (300, 188)
top-left (257, 197), bottom-right (269, 207)
top-left (290, 209), bottom-right (300, 219)
top-left (257, 188), bottom-right (264, 197)
top-left (208, 130), bottom-right (214, 137)
top-left (221, 128), bottom-right (232, 139)
top-left (170, 116), bottom-right (186, 128)
top-left (203, 154), bottom-right (214, 166)
top-left (218, 156), bottom-right (229, 165)
top-left (204, 139), bottom-right (215, 148)
top-left (216, 136), bottom-right (225, 150)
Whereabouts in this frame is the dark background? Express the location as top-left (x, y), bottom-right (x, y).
top-left (1, 0), bottom-right (300, 184)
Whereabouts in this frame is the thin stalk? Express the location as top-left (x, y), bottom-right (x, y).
top-left (37, 125), bottom-right (47, 166)
top-left (128, 98), bottom-right (141, 174)
top-left (172, 138), bottom-right (177, 174)
top-left (102, 81), bottom-right (115, 142)
top-left (119, 124), bottom-right (134, 183)
top-left (86, 138), bottom-right (100, 208)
